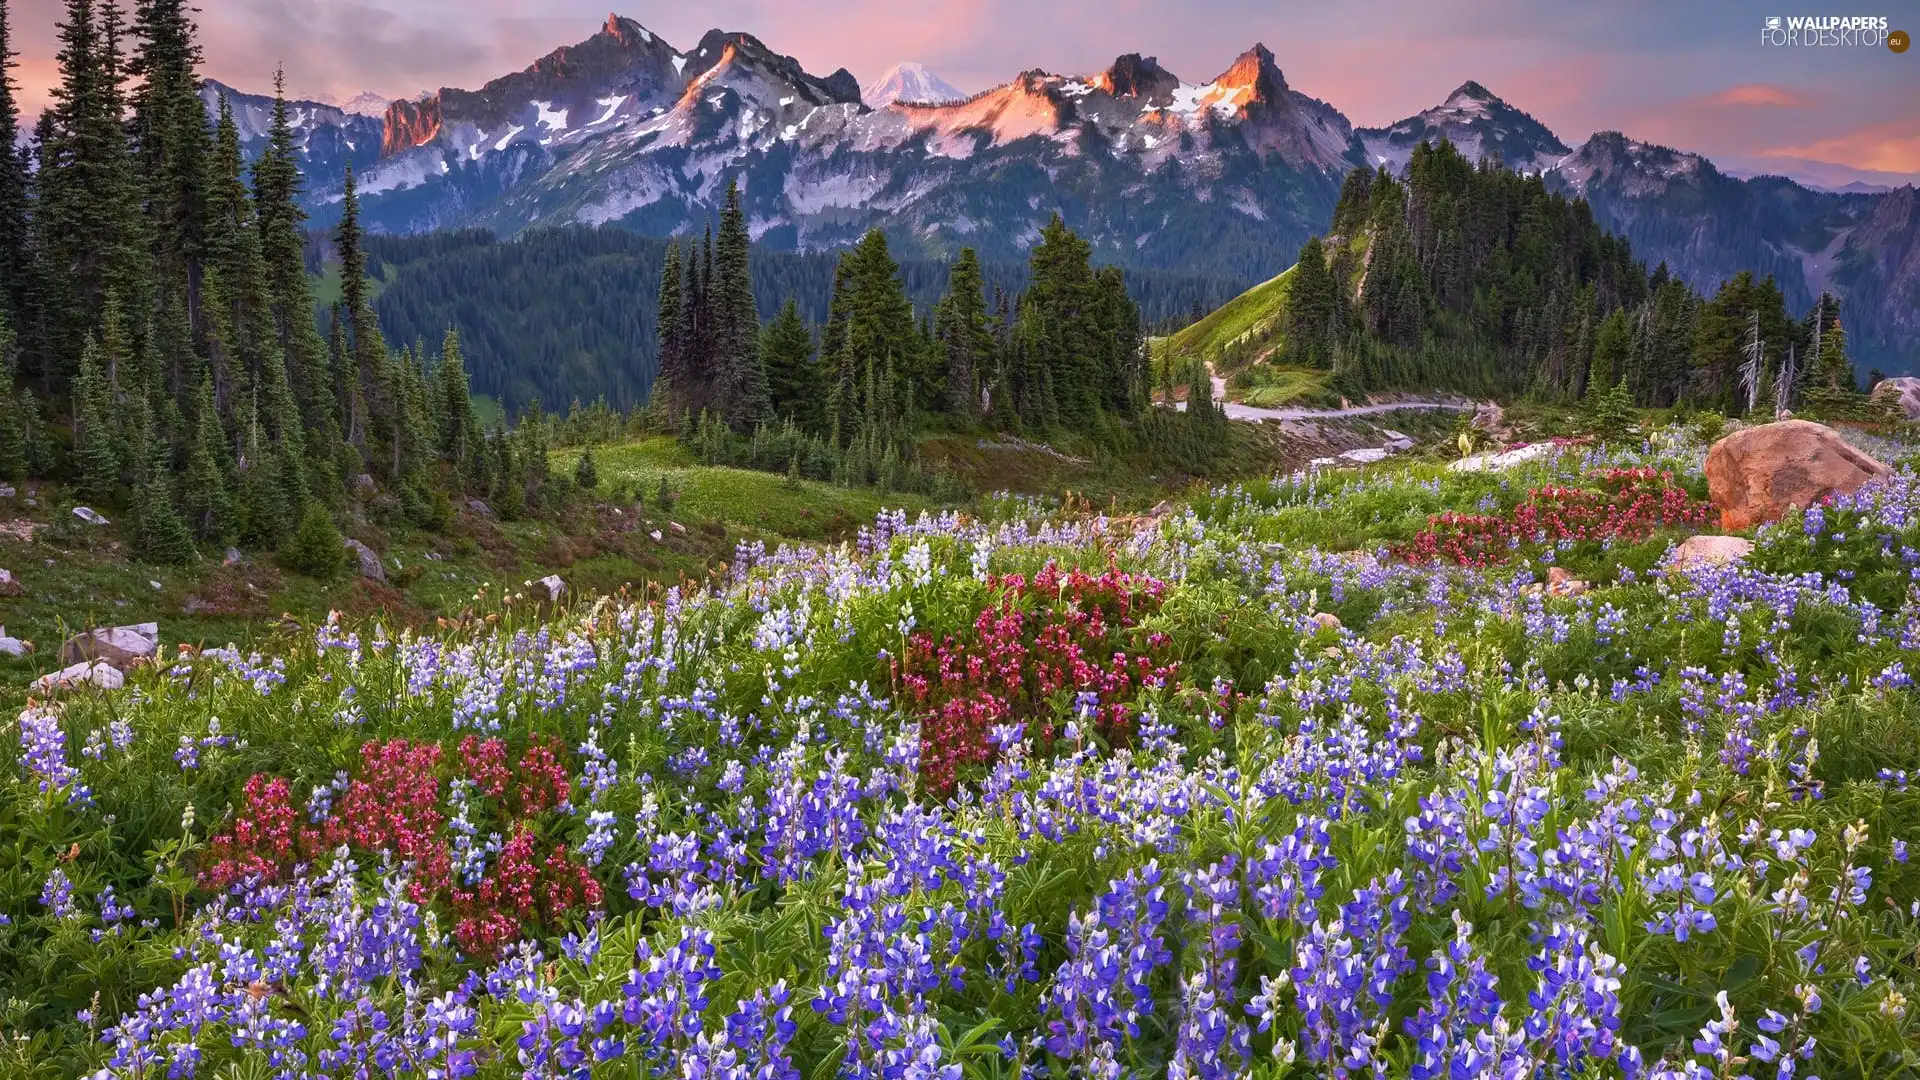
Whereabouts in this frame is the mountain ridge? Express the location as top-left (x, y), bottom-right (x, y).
top-left (202, 12), bottom-right (1916, 371)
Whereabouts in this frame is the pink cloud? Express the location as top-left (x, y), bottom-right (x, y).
top-left (1699, 84), bottom-right (1812, 108)
top-left (1764, 119), bottom-right (1920, 174)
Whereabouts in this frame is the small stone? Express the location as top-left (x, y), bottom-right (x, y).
top-left (649, 530), bottom-right (663, 541)
top-left (223, 547), bottom-right (244, 567)
top-left (534, 574), bottom-right (566, 604)
top-left (0, 636), bottom-right (27, 657)
top-left (73, 506), bottom-right (110, 526)
top-left (150, 580), bottom-right (163, 591)
top-left (1339, 447), bottom-right (1390, 464)
top-left (466, 498), bottom-right (497, 519)
top-left (0, 484), bottom-right (14, 498)
top-left (0, 568), bottom-right (20, 597)
top-left (1310, 612), bottom-right (1342, 631)
top-left (1545, 566), bottom-right (1589, 597)
top-left (669, 521), bottom-right (687, 536)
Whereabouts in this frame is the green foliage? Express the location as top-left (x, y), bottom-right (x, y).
top-left (277, 503), bottom-right (346, 577)
top-left (573, 446), bottom-right (599, 490)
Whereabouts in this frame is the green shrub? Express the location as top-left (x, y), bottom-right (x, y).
top-left (279, 505), bottom-right (348, 578)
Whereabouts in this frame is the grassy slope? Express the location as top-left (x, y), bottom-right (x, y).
top-left (0, 448), bottom-right (921, 702)
top-left (1157, 265), bottom-right (1294, 370)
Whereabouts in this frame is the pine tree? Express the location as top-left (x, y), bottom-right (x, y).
top-left (136, 435), bottom-right (195, 563)
top-left (0, 0), bottom-right (30, 329)
top-left (652, 239), bottom-right (685, 419)
top-left (436, 327), bottom-right (478, 467)
top-left (573, 447), bottom-right (598, 489)
top-left (934, 248), bottom-right (992, 420)
top-left (73, 338), bottom-right (120, 503)
top-left (180, 371), bottom-right (234, 542)
top-left (761, 297), bottom-right (817, 428)
top-left (0, 309), bottom-right (23, 479)
top-left (129, 0), bottom-right (212, 321)
top-left (712, 179), bottom-right (769, 429)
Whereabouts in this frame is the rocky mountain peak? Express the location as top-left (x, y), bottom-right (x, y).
top-left (1213, 43), bottom-right (1287, 102)
top-left (1095, 54), bottom-right (1179, 101)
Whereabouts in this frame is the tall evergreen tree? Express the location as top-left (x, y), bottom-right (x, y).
top-left (934, 248), bottom-right (992, 420)
top-left (712, 180), bottom-right (769, 429)
top-left (73, 338), bottom-right (120, 503)
top-left (761, 297), bottom-right (818, 428)
top-left (652, 239), bottom-right (685, 419)
top-left (0, 0), bottom-right (29, 330)
top-left (180, 369), bottom-right (234, 542)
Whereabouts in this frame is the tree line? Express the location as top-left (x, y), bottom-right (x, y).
top-left (646, 199), bottom-right (1154, 491)
top-left (361, 226), bottom-right (1251, 417)
top-left (0, 0), bottom-right (561, 565)
top-left (1274, 140), bottom-right (1871, 419)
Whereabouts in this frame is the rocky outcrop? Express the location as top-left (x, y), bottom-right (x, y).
top-left (1705, 420), bottom-right (1890, 530)
top-left (33, 660), bottom-right (124, 692)
top-left (381, 96), bottom-right (443, 155)
top-left (1871, 376), bottom-right (1920, 421)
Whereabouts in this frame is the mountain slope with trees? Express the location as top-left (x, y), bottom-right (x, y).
top-left (1170, 140), bottom-right (1876, 419)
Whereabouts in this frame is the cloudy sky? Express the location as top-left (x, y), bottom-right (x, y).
top-left (7, 0), bottom-right (1919, 186)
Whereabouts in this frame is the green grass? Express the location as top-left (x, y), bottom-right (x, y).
top-left (469, 393), bottom-right (507, 429)
top-left (310, 263), bottom-right (396, 311)
top-left (553, 437), bottom-right (933, 541)
top-left (1157, 265), bottom-right (1293, 371)
top-left (1232, 367), bottom-right (1340, 409)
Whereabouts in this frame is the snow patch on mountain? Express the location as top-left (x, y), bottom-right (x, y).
top-left (342, 91), bottom-right (391, 118)
top-left (863, 62), bottom-right (966, 107)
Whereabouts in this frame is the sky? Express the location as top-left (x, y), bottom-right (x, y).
top-left (7, 0), bottom-right (1920, 187)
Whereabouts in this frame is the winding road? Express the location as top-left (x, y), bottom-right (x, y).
top-left (1174, 376), bottom-right (1474, 423)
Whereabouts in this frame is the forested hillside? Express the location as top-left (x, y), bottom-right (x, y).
top-left (1223, 140), bottom-right (1873, 419)
top-left (359, 227), bottom-right (1252, 415)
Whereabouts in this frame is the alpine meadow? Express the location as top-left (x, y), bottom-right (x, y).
top-left (1, 2), bottom-right (1918, 1079)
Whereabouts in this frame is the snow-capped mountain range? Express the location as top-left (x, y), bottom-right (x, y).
top-left (201, 12), bottom-right (1917, 369)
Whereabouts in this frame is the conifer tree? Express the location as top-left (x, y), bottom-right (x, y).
top-left (934, 248), bottom-right (992, 420)
top-left (573, 447), bottom-right (598, 489)
top-left (136, 434), bottom-right (194, 563)
top-left (712, 179), bottom-right (769, 429)
top-left (0, 0), bottom-right (30, 329)
top-left (761, 297), bottom-right (817, 428)
top-left (180, 371), bottom-right (234, 543)
top-left (436, 328), bottom-right (478, 465)
top-left (0, 309), bottom-right (23, 480)
top-left (73, 338), bottom-right (120, 503)
top-left (652, 239), bottom-right (685, 418)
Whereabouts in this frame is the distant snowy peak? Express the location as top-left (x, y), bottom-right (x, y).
top-left (1358, 80), bottom-right (1570, 176)
top-left (863, 62), bottom-right (966, 107)
top-left (341, 91), bottom-right (391, 118)
top-left (1548, 131), bottom-right (1716, 194)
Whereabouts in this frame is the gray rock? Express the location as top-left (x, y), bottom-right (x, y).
top-left (0, 568), bottom-right (20, 597)
top-left (0, 484), bottom-right (14, 498)
top-left (32, 660), bottom-right (123, 692)
top-left (533, 574), bottom-right (566, 604)
top-left (351, 473), bottom-right (378, 494)
top-left (1871, 376), bottom-right (1920, 421)
top-left (1339, 447), bottom-right (1391, 464)
top-left (73, 506), bottom-right (110, 526)
top-left (344, 539), bottom-right (386, 583)
top-left (1670, 534), bottom-right (1756, 571)
top-left (0, 635), bottom-right (26, 657)
top-left (60, 623), bottom-right (160, 669)
top-left (466, 498), bottom-right (498, 519)
top-left (223, 547), bottom-right (244, 567)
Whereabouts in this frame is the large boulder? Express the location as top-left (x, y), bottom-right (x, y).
top-left (33, 660), bottom-right (124, 692)
top-left (1670, 535), bottom-right (1756, 571)
top-left (344, 539), bottom-right (386, 583)
top-left (1871, 377), bottom-right (1920, 421)
top-left (60, 622), bottom-right (159, 669)
top-left (1705, 420), bottom-right (1890, 530)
